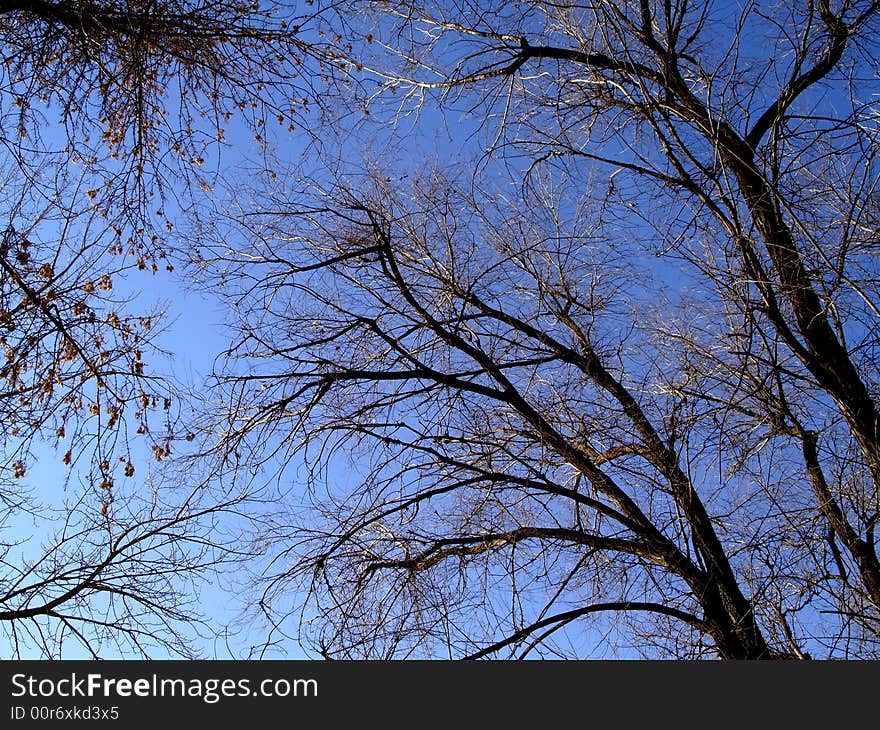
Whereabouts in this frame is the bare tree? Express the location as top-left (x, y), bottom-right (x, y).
top-left (203, 0), bottom-right (880, 658)
top-left (0, 479), bottom-right (248, 658)
top-left (0, 1), bottom-right (325, 656)
top-left (0, 176), bottom-right (252, 657)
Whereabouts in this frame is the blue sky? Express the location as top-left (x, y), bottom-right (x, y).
top-left (3, 1), bottom-right (878, 660)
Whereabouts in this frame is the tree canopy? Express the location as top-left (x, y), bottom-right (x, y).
top-left (2, 0), bottom-right (880, 659)
top-left (0, 0), bottom-right (320, 657)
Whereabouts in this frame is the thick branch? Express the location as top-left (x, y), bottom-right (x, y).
top-left (801, 429), bottom-right (880, 608)
top-left (464, 602), bottom-right (708, 659)
top-left (746, 3), bottom-right (850, 149)
top-left (362, 527), bottom-right (656, 575)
